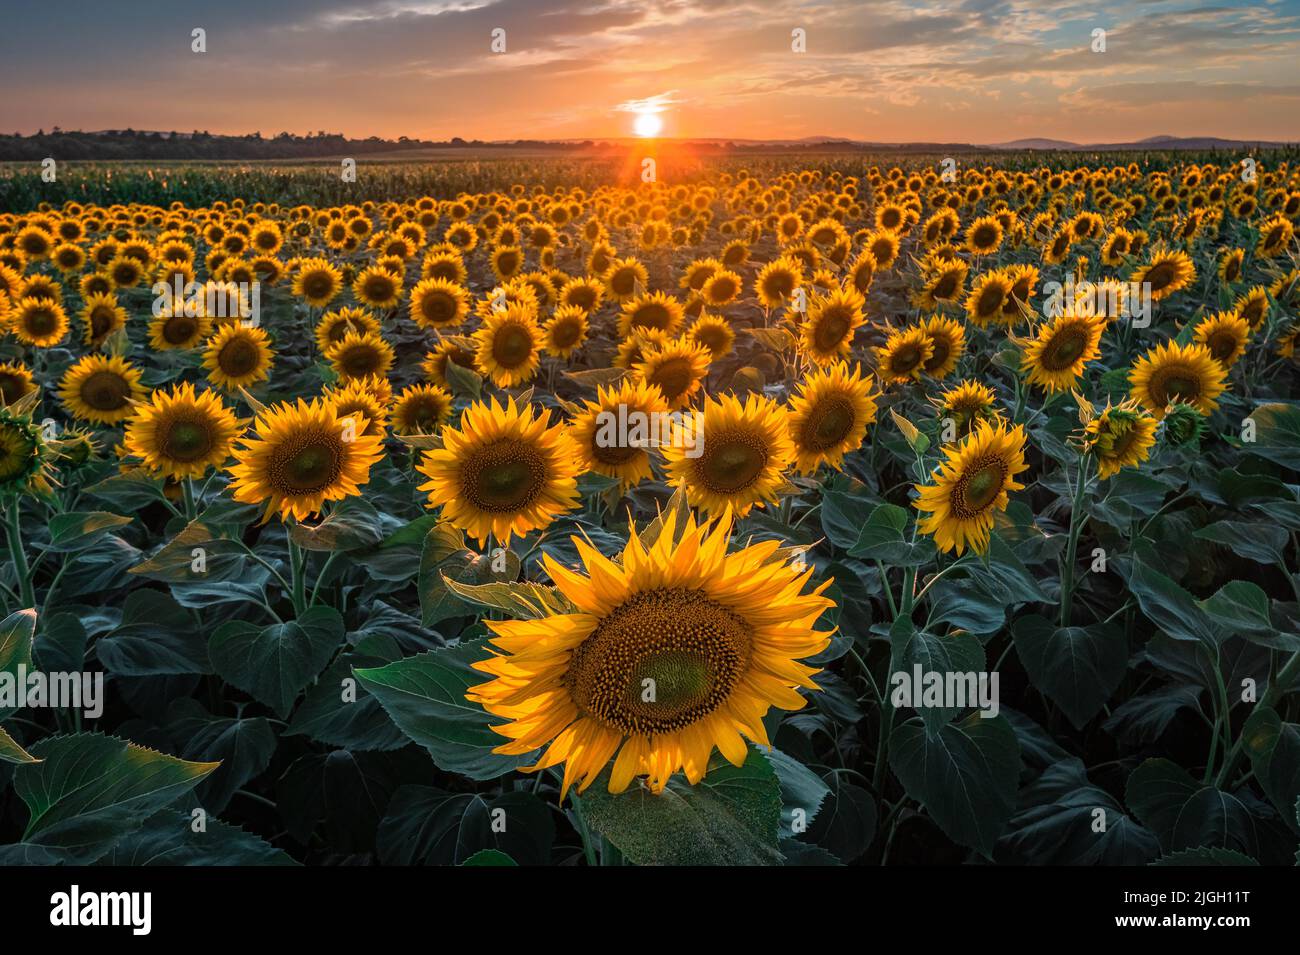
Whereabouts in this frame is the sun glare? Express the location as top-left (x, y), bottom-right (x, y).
top-left (633, 110), bottom-right (663, 138)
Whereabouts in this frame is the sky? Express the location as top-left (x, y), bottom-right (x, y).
top-left (1, 0), bottom-right (1299, 144)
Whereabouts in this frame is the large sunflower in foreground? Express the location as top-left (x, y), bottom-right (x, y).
top-left (466, 509), bottom-right (834, 796)
top-left (914, 419), bottom-right (1029, 556)
top-left (124, 382), bottom-right (242, 480)
top-left (416, 397), bottom-right (580, 546)
top-left (58, 354), bottom-right (147, 425)
top-left (1020, 309), bottom-right (1105, 392)
top-left (472, 304), bottom-right (542, 388)
top-left (568, 379), bottom-right (670, 489)
top-left (663, 392), bottom-right (793, 517)
top-left (1128, 340), bottom-right (1228, 419)
top-left (228, 398), bottom-right (384, 522)
top-left (1079, 399), bottom-right (1158, 479)
top-left (787, 362), bottom-right (878, 473)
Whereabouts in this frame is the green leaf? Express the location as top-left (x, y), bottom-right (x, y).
top-left (461, 849), bottom-right (518, 866)
top-left (1012, 614), bottom-right (1127, 729)
top-left (888, 713), bottom-right (1020, 858)
top-left (848, 503), bottom-right (936, 566)
top-left (1151, 846), bottom-right (1259, 866)
top-left (1193, 520), bottom-right (1287, 566)
top-left (441, 577), bottom-right (576, 619)
top-left (377, 788), bottom-right (554, 865)
top-left (766, 748), bottom-right (831, 837)
top-left (890, 618), bottom-right (986, 735)
top-left (354, 639), bottom-right (526, 779)
top-left (0, 608), bottom-right (36, 721)
top-left (444, 357), bottom-right (483, 398)
top-left (820, 489), bottom-right (880, 550)
top-left (128, 519), bottom-right (250, 583)
top-left (1117, 553), bottom-right (1222, 648)
top-left (167, 702), bottom-right (277, 815)
top-left (208, 605), bottom-right (343, 719)
top-left (0, 725), bottom-right (40, 764)
top-left (580, 747), bottom-right (784, 866)
top-left (1126, 758), bottom-right (1258, 855)
top-left (96, 810), bottom-right (297, 865)
top-left (1244, 402), bottom-right (1300, 470)
top-left (805, 774), bottom-right (877, 862)
top-left (1240, 707), bottom-right (1300, 830)
top-left (15, 733), bottom-right (218, 863)
top-left (41, 511), bottom-right (132, 552)
top-left (97, 589), bottom-right (209, 676)
top-left (289, 497), bottom-right (386, 552)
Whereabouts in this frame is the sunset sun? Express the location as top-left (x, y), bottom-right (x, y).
top-left (633, 109), bottom-right (663, 138)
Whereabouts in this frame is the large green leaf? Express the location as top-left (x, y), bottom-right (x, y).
top-left (14, 733), bottom-right (218, 863)
top-left (0, 608), bottom-right (36, 721)
top-left (580, 747), bottom-right (784, 866)
top-left (888, 713), bottom-right (1020, 857)
top-left (1117, 553), bottom-right (1222, 648)
top-left (41, 511), bottom-right (132, 552)
top-left (1241, 707), bottom-right (1300, 829)
top-left (208, 605), bottom-right (343, 718)
top-left (1193, 521), bottom-right (1287, 567)
top-left (848, 503), bottom-right (936, 566)
top-left (353, 638), bottom-right (526, 779)
top-left (889, 618), bottom-right (986, 735)
top-left (1126, 757), bottom-right (1258, 856)
top-left (96, 810), bottom-right (297, 865)
top-left (0, 725), bottom-right (39, 764)
top-left (97, 589), bottom-right (210, 676)
top-left (1012, 614), bottom-right (1127, 728)
top-left (377, 787), bottom-right (554, 865)
top-left (1244, 402), bottom-right (1300, 470)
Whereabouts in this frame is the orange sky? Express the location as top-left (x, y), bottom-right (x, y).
top-left (5, 0), bottom-right (1300, 144)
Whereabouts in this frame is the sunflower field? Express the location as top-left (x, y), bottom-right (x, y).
top-left (2, 153), bottom-right (1300, 868)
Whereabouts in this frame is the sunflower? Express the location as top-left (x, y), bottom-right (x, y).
top-left (10, 297), bottom-right (68, 347)
top-left (568, 379), bottom-right (669, 489)
top-left (0, 406), bottom-right (49, 494)
top-left (291, 257), bottom-right (343, 308)
top-left (391, 382), bottom-right (454, 435)
top-left (1256, 214), bottom-right (1295, 259)
top-left (472, 304), bottom-right (542, 388)
top-left (662, 392), bottom-right (792, 517)
top-left (1131, 249), bottom-right (1196, 301)
top-left (912, 261), bottom-right (969, 310)
top-left (631, 338), bottom-right (712, 411)
top-left (542, 305), bottom-right (589, 359)
top-left (408, 277), bottom-right (469, 331)
top-left (914, 419), bottom-right (1029, 555)
top-left (800, 286), bottom-right (865, 366)
top-left (124, 382), bottom-right (242, 480)
top-left (1218, 247), bottom-right (1245, 286)
top-left (919, 314), bottom-right (965, 379)
top-left (326, 378), bottom-right (390, 437)
top-left (105, 254), bottom-right (146, 289)
top-left (874, 326), bottom-right (933, 384)
top-left (352, 265), bottom-right (403, 309)
top-left (0, 362), bottom-right (36, 406)
top-left (80, 292), bottom-right (127, 347)
top-left (1079, 399), bottom-right (1157, 479)
top-left (315, 306), bottom-right (381, 352)
top-left (322, 329), bottom-right (393, 385)
top-left (935, 379), bottom-right (1000, 438)
top-left (965, 271), bottom-right (1015, 327)
top-left (618, 291), bottom-right (685, 338)
top-left (559, 277), bottom-right (604, 315)
top-left (204, 323), bottom-right (275, 391)
top-left (229, 398), bottom-right (385, 522)
top-left (1021, 309), bottom-right (1105, 392)
top-left (58, 354), bottom-right (146, 425)
top-left (603, 257), bottom-right (649, 303)
top-left (423, 338), bottom-right (478, 388)
top-left (700, 268), bottom-right (743, 308)
top-left (964, 216), bottom-right (1005, 255)
top-left (1233, 286), bottom-right (1270, 329)
top-left (1192, 310), bottom-right (1251, 367)
top-left (465, 509), bottom-right (833, 797)
top-left (685, 313), bottom-right (735, 360)
top-left (148, 304), bottom-right (211, 351)
top-left (416, 397), bottom-right (580, 546)
top-left (1129, 340), bottom-right (1228, 419)
top-left (755, 257), bottom-right (803, 310)
top-left (787, 361), bottom-right (877, 473)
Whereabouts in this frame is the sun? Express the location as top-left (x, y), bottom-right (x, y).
top-left (633, 110), bottom-right (663, 138)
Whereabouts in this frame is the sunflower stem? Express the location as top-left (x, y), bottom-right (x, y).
top-left (181, 478), bottom-right (197, 522)
top-left (288, 535), bottom-right (308, 617)
top-left (1059, 455), bottom-right (1092, 629)
top-left (3, 499), bottom-right (36, 611)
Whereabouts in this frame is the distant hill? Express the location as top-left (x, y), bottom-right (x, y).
top-left (0, 129), bottom-right (1295, 162)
